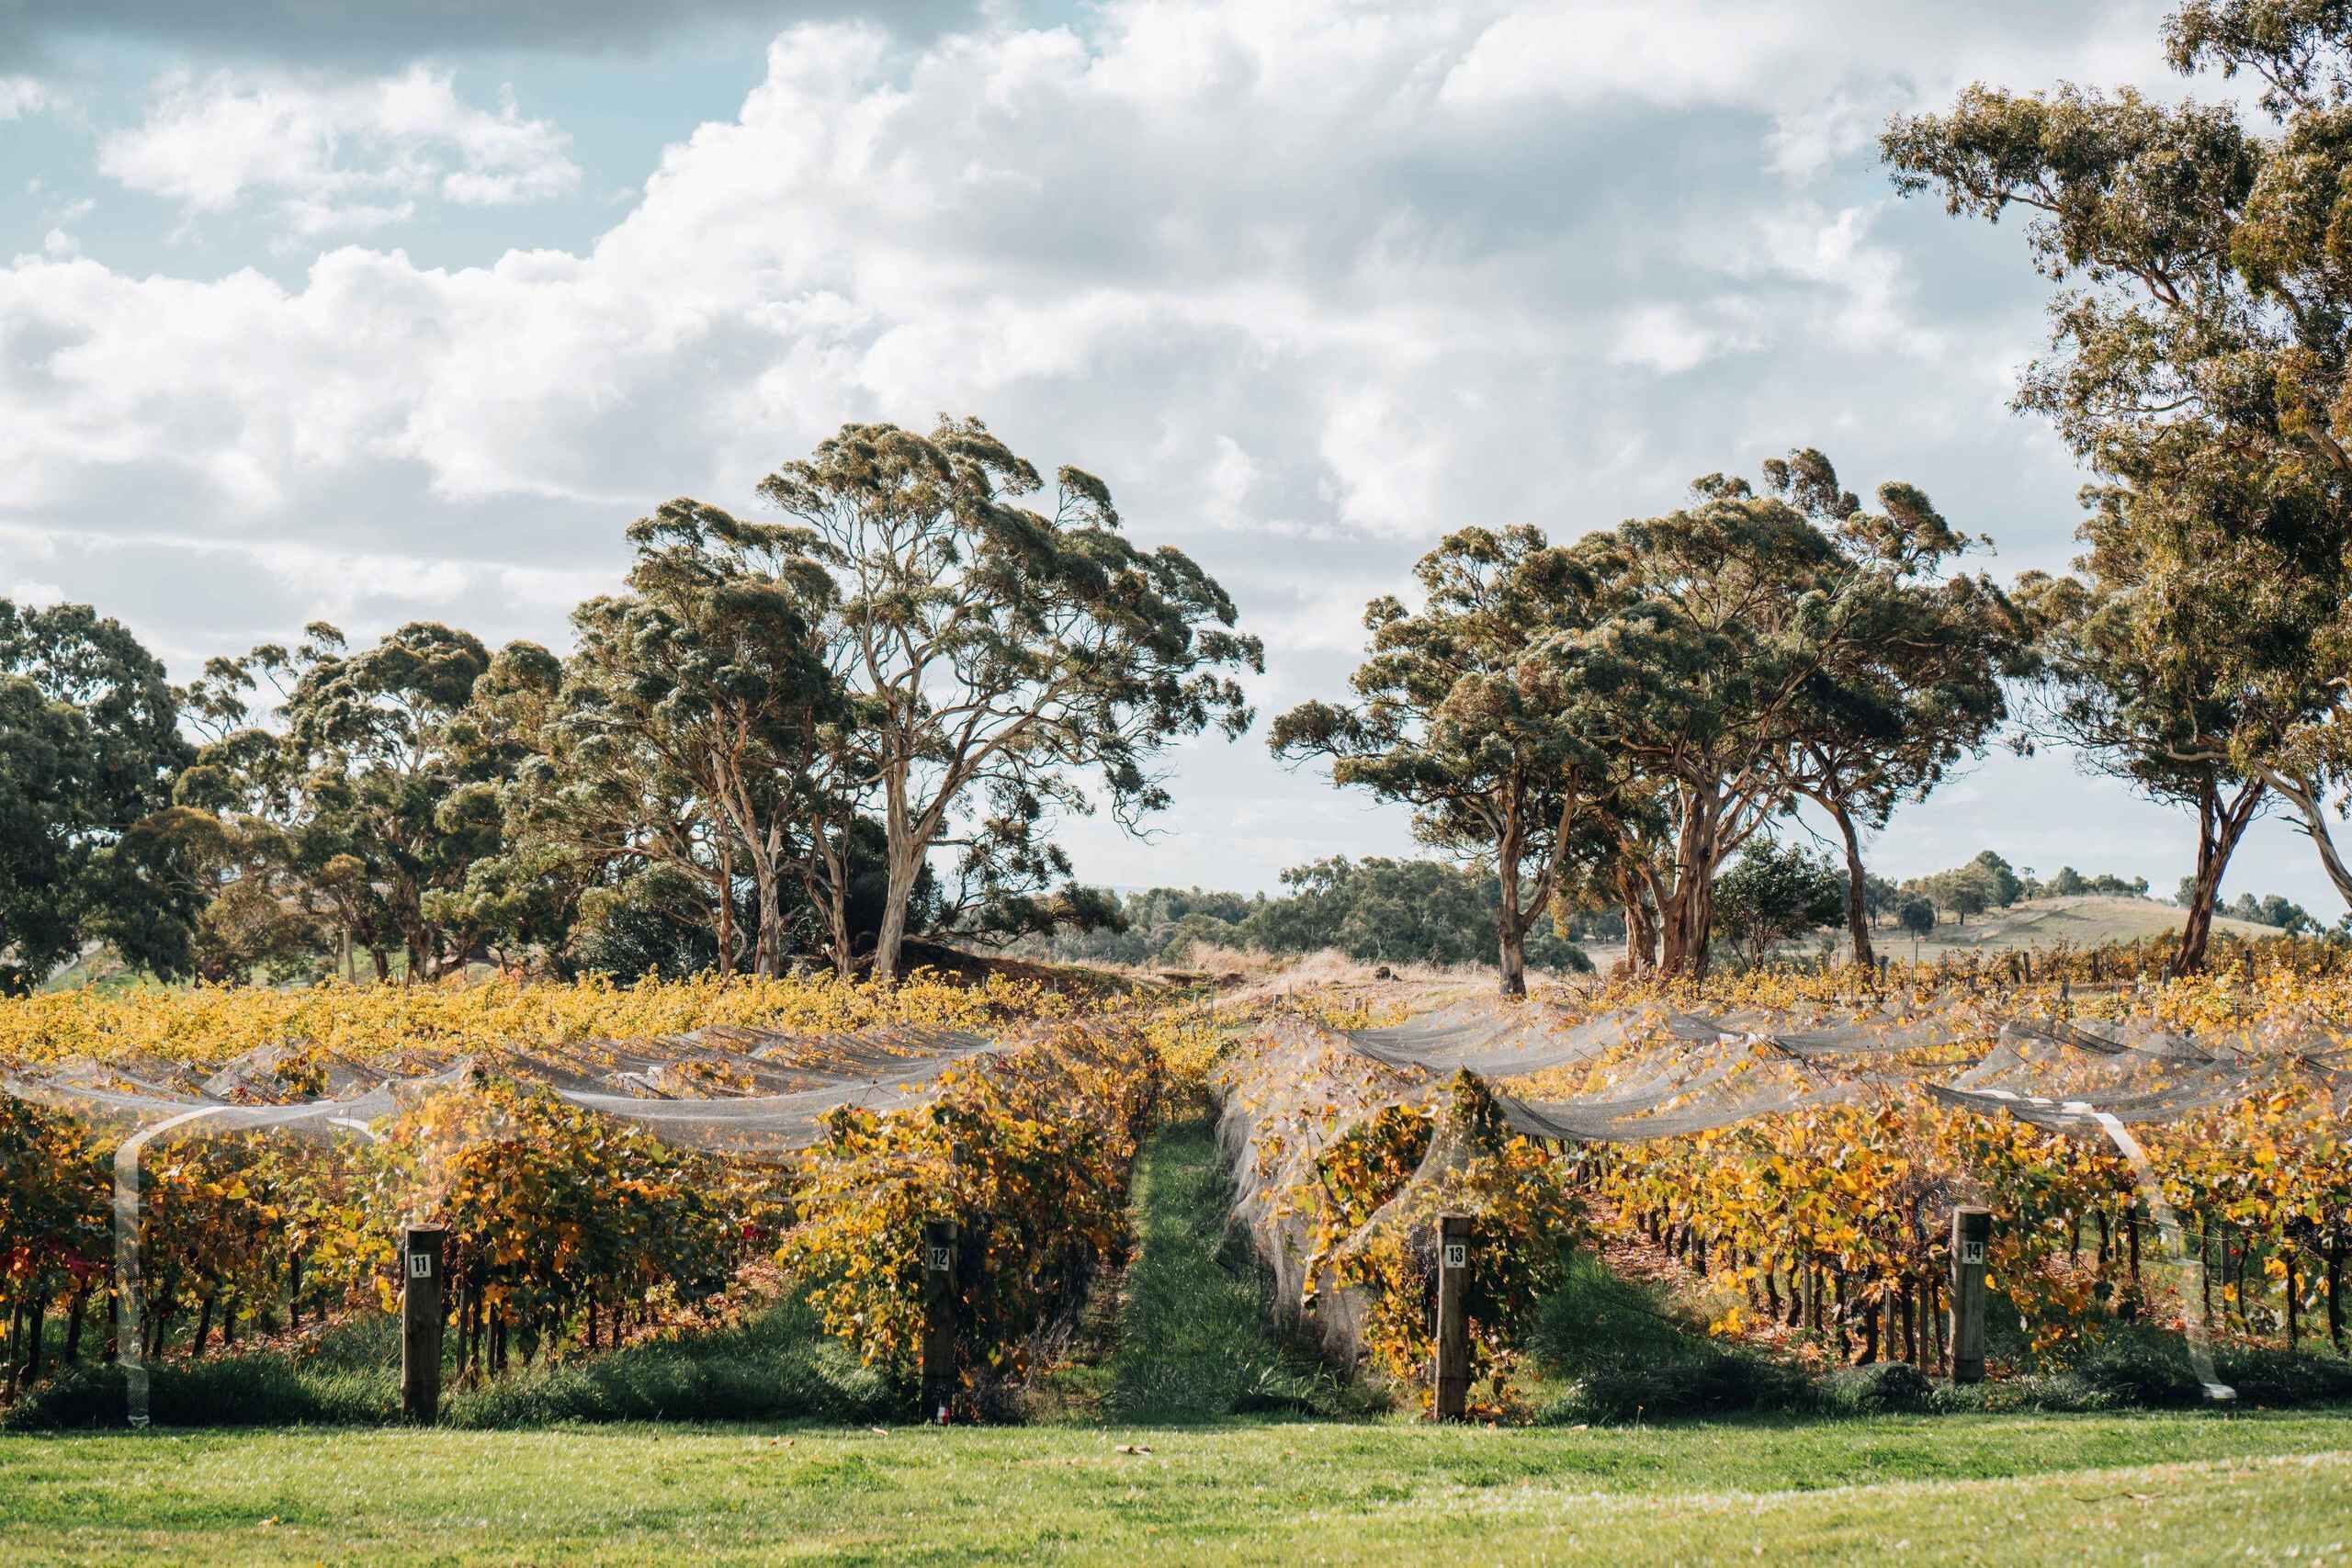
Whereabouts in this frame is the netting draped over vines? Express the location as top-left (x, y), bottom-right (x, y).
top-left (2, 1021), bottom-right (1009, 1155)
top-left (1218, 986), bottom-right (2352, 1404)
top-left (0, 976), bottom-right (1167, 1425)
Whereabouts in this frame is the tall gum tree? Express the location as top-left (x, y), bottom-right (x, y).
top-left (760, 417), bottom-right (1261, 985)
top-left (1765, 454), bottom-right (2025, 972)
top-left (1269, 525), bottom-right (1642, 998)
top-left (0, 600), bottom-right (196, 991)
top-left (558, 499), bottom-right (846, 979)
top-left (1885, 0), bottom-right (2352, 944)
top-left (1556, 457), bottom-right (2006, 979)
top-left (2009, 479), bottom-right (2300, 973)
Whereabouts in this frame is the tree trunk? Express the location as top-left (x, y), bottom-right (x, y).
top-left (1832, 804), bottom-right (1874, 972)
top-left (1658, 798), bottom-right (1720, 980)
top-left (752, 860), bottom-right (783, 980)
top-left (873, 844), bottom-right (921, 986)
top-left (2175, 778), bottom-right (2265, 976)
top-left (715, 839), bottom-right (736, 981)
top-left (1496, 838), bottom-right (1530, 998)
top-left (1614, 864), bottom-right (1656, 973)
top-left (822, 824), bottom-right (856, 977)
top-left (2259, 768), bottom-right (2352, 910)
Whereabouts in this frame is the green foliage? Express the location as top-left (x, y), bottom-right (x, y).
top-left (761, 417), bottom-right (1262, 982)
top-left (0, 600), bottom-right (197, 991)
top-left (2217, 888), bottom-right (2319, 932)
top-left (176, 621), bottom-right (537, 983)
top-left (1885, 6), bottom-right (2352, 964)
top-left (1034, 862), bottom-right (1597, 974)
top-left (1247, 857), bottom-right (1593, 973)
top-left (1, 1296), bottom-right (896, 1431)
top-left (1270, 525), bottom-right (1636, 996)
top-left (1709, 839), bottom-right (1846, 965)
top-left (1904, 854), bottom-right (2022, 927)
top-left (438, 1297), bottom-right (896, 1427)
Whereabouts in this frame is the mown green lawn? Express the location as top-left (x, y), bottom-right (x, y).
top-left (5, 1409), bottom-right (2350, 1563)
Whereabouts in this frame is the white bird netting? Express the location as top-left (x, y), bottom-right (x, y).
top-left (1219, 988), bottom-right (2352, 1399)
top-left (1, 1020), bottom-right (1010, 1424)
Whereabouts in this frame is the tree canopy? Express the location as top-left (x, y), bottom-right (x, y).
top-left (1885, 0), bottom-right (2352, 967)
top-left (0, 601), bottom-right (197, 992)
top-left (1275, 451), bottom-right (2021, 990)
top-left (761, 417), bottom-right (1261, 982)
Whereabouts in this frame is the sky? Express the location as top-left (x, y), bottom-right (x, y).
top-left (0, 0), bottom-right (2341, 915)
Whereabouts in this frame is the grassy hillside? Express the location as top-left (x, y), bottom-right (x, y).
top-left (1886, 894), bottom-right (2280, 962)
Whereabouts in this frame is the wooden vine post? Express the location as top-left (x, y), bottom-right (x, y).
top-left (922, 1218), bottom-right (959, 1424)
top-left (1950, 1207), bottom-right (1991, 1384)
top-left (400, 1225), bottom-right (446, 1423)
top-left (1432, 1213), bottom-right (1471, 1420)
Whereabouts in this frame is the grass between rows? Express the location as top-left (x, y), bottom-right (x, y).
top-left (1091, 1111), bottom-right (1363, 1421)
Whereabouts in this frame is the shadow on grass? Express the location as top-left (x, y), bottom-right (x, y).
top-left (1528, 1248), bottom-right (2352, 1425)
top-left (3, 1295), bottom-right (896, 1431)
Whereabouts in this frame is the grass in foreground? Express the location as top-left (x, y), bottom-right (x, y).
top-left (4, 1408), bottom-right (2351, 1563)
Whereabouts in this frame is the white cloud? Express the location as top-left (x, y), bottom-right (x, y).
top-left (0, 77), bottom-right (46, 119)
top-left (6, 6), bottom-right (2136, 558)
top-left (1610, 305), bottom-right (1723, 375)
top-left (10, 0), bottom-right (2318, 903)
top-left (96, 65), bottom-right (580, 238)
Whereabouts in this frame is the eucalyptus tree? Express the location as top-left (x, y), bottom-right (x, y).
top-left (481, 621), bottom-right (743, 976)
top-left (1885, 0), bottom-right (2352, 942)
top-left (1768, 454), bottom-right (2024, 970)
top-left (2009, 486), bottom-right (2284, 974)
top-left (1562, 457), bottom-right (2007, 978)
top-left (0, 600), bottom-right (197, 991)
top-left (760, 417), bottom-right (1261, 984)
top-left (1270, 525), bottom-right (1639, 996)
top-left (538, 500), bottom-right (847, 979)
top-left (422, 643), bottom-right (588, 976)
top-left (181, 621), bottom-right (522, 981)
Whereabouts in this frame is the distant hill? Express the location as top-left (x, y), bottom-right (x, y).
top-left (1880, 894), bottom-right (2279, 960)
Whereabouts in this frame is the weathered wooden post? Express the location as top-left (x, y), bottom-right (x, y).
top-left (1950, 1207), bottom-right (1991, 1384)
top-left (400, 1225), bottom-right (446, 1423)
top-left (1432, 1214), bottom-right (1471, 1420)
top-left (922, 1218), bottom-right (958, 1425)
